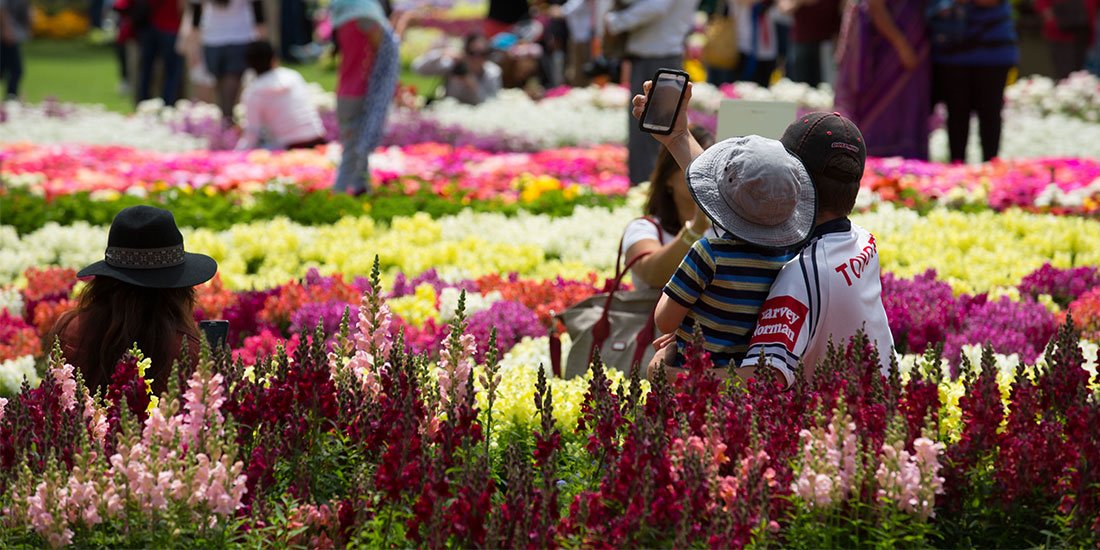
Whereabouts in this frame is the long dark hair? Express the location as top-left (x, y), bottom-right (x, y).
top-left (50, 278), bottom-right (198, 394)
top-left (645, 126), bottom-right (716, 236)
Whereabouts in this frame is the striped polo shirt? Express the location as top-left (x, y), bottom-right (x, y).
top-left (664, 234), bottom-right (796, 368)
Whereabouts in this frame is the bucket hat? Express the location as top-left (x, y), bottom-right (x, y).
top-left (77, 205), bottom-right (217, 289)
top-left (686, 135), bottom-right (817, 248)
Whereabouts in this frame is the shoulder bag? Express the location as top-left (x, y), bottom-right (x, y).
top-left (551, 217), bottom-right (666, 379)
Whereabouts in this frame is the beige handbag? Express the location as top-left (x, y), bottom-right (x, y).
top-left (552, 218), bottom-right (665, 379)
top-left (702, 4), bottom-right (739, 70)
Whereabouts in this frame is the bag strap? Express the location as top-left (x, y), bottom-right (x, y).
top-left (613, 216), bottom-right (666, 278)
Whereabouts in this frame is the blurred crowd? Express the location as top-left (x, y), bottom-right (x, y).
top-left (4, 0), bottom-right (1100, 192)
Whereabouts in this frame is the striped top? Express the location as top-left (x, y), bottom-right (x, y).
top-left (664, 235), bottom-right (796, 368)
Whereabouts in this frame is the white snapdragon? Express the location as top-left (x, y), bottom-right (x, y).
top-left (0, 355), bottom-right (40, 396)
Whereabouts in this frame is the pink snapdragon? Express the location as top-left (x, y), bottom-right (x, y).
top-left (792, 411), bottom-right (860, 509)
top-left (50, 362), bottom-right (78, 412)
top-left (24, 480), bottom-right (74, 548)
top-left (437, 329), bottom-right (477, 406)
top-left (341, 289), bottom-right (394, 395)
top-left (84, 394), bottom-right (108, 445)
top-left (181, 372), bottom-right (227, 446)
top-left (876, 437), bottom-right (946, 520)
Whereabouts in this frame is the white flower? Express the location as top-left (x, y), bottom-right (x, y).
top-left (1, 101), bottom-right (204, 152)
top-left (0, 287), bottom-right (24, 317)
top-left (0, 355), bottom-right (40, 396)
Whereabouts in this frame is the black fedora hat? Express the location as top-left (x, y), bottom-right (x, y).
top-left (77, 206), bottom-right (217, 289)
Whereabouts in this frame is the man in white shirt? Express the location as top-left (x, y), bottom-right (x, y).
top-left (236, 41), bottom-right (326, 150)
top-left (740, 112), bottom-right (895, 387)
top-left (604, 0), bottom-right (695, 185)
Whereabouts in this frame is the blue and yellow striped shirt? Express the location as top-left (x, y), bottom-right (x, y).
top-left (663, 235), bottom-right (796, 368)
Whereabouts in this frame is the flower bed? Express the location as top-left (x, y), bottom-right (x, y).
top-left (0, 142), bottom-right (628, 201)
top-left (4, 204), bottom-right (1098, 292)
top-left (0, 264), bottom-right (1097, 546)
top-left (2, 142), bottom-right (1098, 240)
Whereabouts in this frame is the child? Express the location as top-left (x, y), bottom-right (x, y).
top-left (648, 134), bottom-right (817, 379)
top-left (236, 40), bottom-right (326, 150)
top-left (741, 112), bottom-right (895, 387)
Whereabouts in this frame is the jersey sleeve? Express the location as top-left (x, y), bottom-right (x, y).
top-left (740, 260), bottom-right (813, 388)
top-left (662, 238), bottom-right (715, 309)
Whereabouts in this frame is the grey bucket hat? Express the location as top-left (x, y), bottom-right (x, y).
top-left (686, 135), bottom-right (817, 248)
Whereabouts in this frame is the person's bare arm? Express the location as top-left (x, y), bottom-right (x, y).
top-left (654, 293), bottom-right (691, 335)
top-left (631, 81), bottom-right (706, 171)
top-left (626, 211), bottom-right (712, 288)
top-left (867, 0), bottom-right (918, 70)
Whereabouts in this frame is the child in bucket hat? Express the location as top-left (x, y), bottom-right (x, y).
top-left (631, 81), bottom-right (817, 379)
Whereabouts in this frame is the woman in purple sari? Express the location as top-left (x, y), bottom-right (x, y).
top-left (834, 0), bottom-right (930, 160)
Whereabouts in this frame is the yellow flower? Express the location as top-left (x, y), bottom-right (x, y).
top-left (388, 284), bottom-right (439, 328)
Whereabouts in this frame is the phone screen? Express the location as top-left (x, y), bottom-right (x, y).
top-left (199, 320), bottom-right (229, 349)
top-left (641, 72), bottom-right (688, 133)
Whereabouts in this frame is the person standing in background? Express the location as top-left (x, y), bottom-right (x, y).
top-left (734, 0), bottom-right (780, 87)
top-left (561, 0), bottom-right (609, 86)
top-left (781, 0), bottom-right (841, 87)
top-left (1035, 0), bottom-right (1098, 80)
top-left (137, 0), bottom-right (185, 105)
top-left (113, 0), bottom-right (136, 96)
top-left (279, 0), bottom-right (313, 62)
top-left (1089, 11), bottom-right (1100, 75)
top-left (330, 0), bottom-right (399, 195)
top-left (0, 0), bottom-right (29, 100)
top-left (605, 0), bottom-right (695, 186)
top-left (930, 0), bottom-right (1018, 162)
top-left (188, 0), bottom-right (266, 124)
top-left (486, 0), bottom-right (531, 38)
top-left (834, 0), bottom-right (930, 160)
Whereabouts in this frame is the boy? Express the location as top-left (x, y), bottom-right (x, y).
top-left (740, 112), bottom-right (895, 387)
top-left (236, 40), bottom-right (326, 150)
top-left (631, 82), bottom-right (818, 378)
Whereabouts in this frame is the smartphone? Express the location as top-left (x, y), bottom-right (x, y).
top-left (199, 320), bottom-right (229, 349)
top-left (639, 68), bottom-right (690, 135)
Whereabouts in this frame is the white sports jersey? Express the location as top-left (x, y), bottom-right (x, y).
top-left (741, 219), bottom-right (895, 387)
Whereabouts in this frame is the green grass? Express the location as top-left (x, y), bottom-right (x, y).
top-left (20, 38), bottom-right (439, 113)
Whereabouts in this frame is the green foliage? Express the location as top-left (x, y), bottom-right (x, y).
top-left (0, 186), bottom-right (625, 234)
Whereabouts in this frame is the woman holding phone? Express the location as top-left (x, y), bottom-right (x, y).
top-left (621, 125), bottom-right (718, 290)
top-left (49, 206), bottom-right (218, 395)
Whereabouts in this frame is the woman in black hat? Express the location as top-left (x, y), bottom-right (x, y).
top-left (48, 205), bottom-right (218, 395)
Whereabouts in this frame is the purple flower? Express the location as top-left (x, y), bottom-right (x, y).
top-left (882, 270), bottom-right (959, 355)
top-left (943, 296), bottom-right (1057, 366)
top-left (1018, 263), bottom-right (1100, 308)
top-left (465, 301), bottom-right (543, 362)
top-left (389, 270), bottom-right (477, 299)
top-left (289, 302), bottom-right (359, 335)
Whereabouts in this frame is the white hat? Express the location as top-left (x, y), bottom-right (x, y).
top-left (686, 135), bottom-right (817, 248)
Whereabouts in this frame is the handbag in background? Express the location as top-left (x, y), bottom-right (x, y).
top-left (552, 217), bottom-right (665, 379)
top-left (702, 1), bottom-right (739, 70)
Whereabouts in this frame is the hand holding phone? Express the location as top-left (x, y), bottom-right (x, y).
top-left (637, 68), bottom-right (690, 135)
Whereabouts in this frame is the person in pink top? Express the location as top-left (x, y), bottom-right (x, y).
top-left (330, 0), bottom-right (399, 194)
